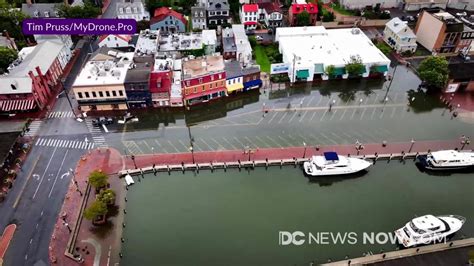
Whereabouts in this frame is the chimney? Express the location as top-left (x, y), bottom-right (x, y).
top-left (35, 66), bottom-right (43, 77)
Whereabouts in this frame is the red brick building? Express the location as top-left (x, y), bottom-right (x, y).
top-left (289, 0), bottom-right (318, 26)
top-left (182, 55), bottom-right (226, 106)
top-left (0, 40), bottom-right (71, 114)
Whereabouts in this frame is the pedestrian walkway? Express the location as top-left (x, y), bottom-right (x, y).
top-left (25, 120), bottom-right (42, 137)
top-left (35, 138), bottom-right (95, 150)
top-left (48, 111), bottom-right (76, 119)
top-left (0, 224), bottom-right (16, 263)
top-left (85, 120), bottom-right (108, 148)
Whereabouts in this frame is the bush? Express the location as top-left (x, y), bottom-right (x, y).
top-left (375, 42), bottom-right (392, 56)
top-left (345, 55), bottom-right (366, 77)
top-left (98, 189), bottom-right (116, 205)
top-left (88, 170), bottom-right (108, 190)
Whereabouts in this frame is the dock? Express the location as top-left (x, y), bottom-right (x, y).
top-left (322, 237), bottom-right (474, 265)
top-left (118, 151), bottom-right (427, 177)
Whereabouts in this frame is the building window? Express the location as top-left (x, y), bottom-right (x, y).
top-left (78, 92), bottom-right (83, 98)
top-left (199, 78), bottom-right (203, 83)
top-left (112, 91), bottom-right (117, 97)
top-left (119, 90), bottom-right (124, 96)
top-left (99, 91), bottom-right (103, 97)
top-left (92, 91), bottom-right (97, 97)
top-left (186, 81), bottom-right (190, 86)
top-left (218, 73), bottom-right (222, 79)
top-left (194, 87), bottom-right (197, 93)
top-left (85, 92), bottom-right (90, 98)
top-left (202, 86), bottom-right (205, 91)
top-left (106, 91), bottom-right (110, 97)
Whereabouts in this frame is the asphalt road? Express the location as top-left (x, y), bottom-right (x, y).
top-left (0, 37), bottom-right (102, 266)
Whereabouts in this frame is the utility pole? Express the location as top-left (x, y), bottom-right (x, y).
top-left (383, 64), bottom-right (398, 103)
top-left (61, 79), bottom-right (75, 116)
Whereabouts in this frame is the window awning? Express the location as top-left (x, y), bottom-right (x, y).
top-left (296, 69), bottom-right (309, 79)
top-left (314, 64), bottom-right (324, 74)
top-left (226, 83), bottom-right (244, 93)
top-left (0, 99), bottom-right (36, 112)
top-left (334, 67), bottom-right (346, 76)
top-left (373, 65), bottom-right (389, 73)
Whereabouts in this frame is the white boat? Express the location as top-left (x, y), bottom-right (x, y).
top-left (418, 150), bottom-right (474, 171)
top-left (395, 215), bottom-right (466, 248)
top-left (303, 152), bottom-right (372, 176)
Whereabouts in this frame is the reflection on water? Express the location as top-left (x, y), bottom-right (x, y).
top-left (305, 169), bottom-right (369, 187)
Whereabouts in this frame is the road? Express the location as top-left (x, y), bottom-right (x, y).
top-left (0, 37), bottom-right (106, 266)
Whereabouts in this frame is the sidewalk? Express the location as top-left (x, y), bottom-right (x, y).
top-left (124, 139), bottom-right (469, 170)
top-left (49, 148), bottom-right (123, 266)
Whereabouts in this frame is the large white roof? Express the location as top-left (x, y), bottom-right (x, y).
top-left (276, 26), bottom-right (390, 68)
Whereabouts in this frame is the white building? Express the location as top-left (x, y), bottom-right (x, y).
top-left (240, 4), bottom-right (258, 31)
top-left (134, 30), bottom-right (159, 55)
top-left (447, 0), bottom-right (474, 11)
top-left (98, 34), bottom-right (133, 48)
top-left (404, 0), bottom-right (448, 11)
top-left (116, 0), bottom-right (150, 21)
top-left (158, 30), bottom-right (217, 55)
top-left (232, 25), bottom-right (253, 66)
top-left (275, 26), bottom-right (391, 82)
top-left (35, 35), bottom-right (73, 50)
top-left (383, 17), bottom-right (417, 53)
top-left (338, 0), bottom-right (402, 9)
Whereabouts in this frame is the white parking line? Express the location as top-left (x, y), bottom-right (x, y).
top-left (265, 136), bottom-right (283, 147)
top-left (299, 110), bottom-right (308, 122)
top-left (319, 132), bottom-right (338, 145)
top-left (360, 108), bottom-right (367, 120)
top-left (33, 147), bottom-right (58, 199)
top-left (177, 139), bottom-right (189, 151)
top-left (255, 136), bottom-right (270, 148)
top-left (350, 109), bottom-right (357, 120)
top-left (244, 136), bottom-right (258, 148)
top-left (222, 137), bottom-right (238, 149)
top-left (233, 137), bottom-right (246, 149)
top-left (278, 112), bottom-right (288, 124)
top-left (277, 135), bottom-right (291, 146)
top-left (390, 106), bottom-right (397, 118)
top-left (370, 108), bottom-right (377, 120)
top-left (320, 110), bottom-right (328, 121)
top-left (329, 109), bottom-right (338, 120)
top-left (267, 112), bottom-right (278, 124)
top-left (288, 111), bottom-right (298, 123)
top-left (48, 150), bottom-right (69, 198)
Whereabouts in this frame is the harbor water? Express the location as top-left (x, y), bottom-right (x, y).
top-left (121, 161), bottom-right (474, 266)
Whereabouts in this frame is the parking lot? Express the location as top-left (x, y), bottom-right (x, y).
top-left (94, 65), bottom-right (473, 156)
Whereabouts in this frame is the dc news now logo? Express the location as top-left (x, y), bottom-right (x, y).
top-left (278, 231), bottom-right (448, 246)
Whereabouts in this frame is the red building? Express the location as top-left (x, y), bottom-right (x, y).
top-left (0, 40), bottom-right (71, 114)
top-left (149, 60), bottom-right (173, 107)
top-left (289, 0), bottom-right (318, 26)
top-left (182, 55), bottom-right (226, 106)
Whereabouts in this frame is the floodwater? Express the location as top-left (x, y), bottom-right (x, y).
top-left (120, 162), bottom-right (474, 266)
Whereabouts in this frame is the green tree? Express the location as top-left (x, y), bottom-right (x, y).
top-left (417, 56), bottom-right (449, 89)
top-left (325, 65), bottom-right (336, 78)
top-left (88, 170), bottom-right (108, 190)
top-left (248, 36), bottom-right (257, 48)
top-left (57, 2), bottom-right (101, 19)
top-left (98, 189), bottom-right (116, 205)
top-left (84, 199), bottom-right (108, 220)
top-left (375, 42), bottom-right (392, 56)
top-left (345, 55), bottom-right (366, 77)
top-left (0, 47), bottom-right (18, 74)
top-left (0, 7), bottom-right (28, 42)
top-left (296, 11), bottom-right (311, 26)
top-left (322, 10), bottom-right (335, 22)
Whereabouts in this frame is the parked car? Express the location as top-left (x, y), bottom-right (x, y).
top-left (92, 117), bottom-right (114, 126)
top-left (406, 16), bottom-right (416, 23)
top-left (456, 12), bottom-right (467, 17)
top-left (255, 36), bottom-right (264, 41)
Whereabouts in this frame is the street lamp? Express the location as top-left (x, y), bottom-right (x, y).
top-left (131, 155), bottom-right (137, 169)
top-left (61, 78), bottom-right (76, 117)
top-left (151, 147), bottom-right (155, 155)
top-left (189, 146), bottom-right (195, 164)
top-left (409, 139), bottom-right (415, 153)
top-left (303, 142), bottom-right (307, 158)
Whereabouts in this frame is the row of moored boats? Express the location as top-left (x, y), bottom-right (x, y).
top-left (302, 150), bottom-right (473, 248)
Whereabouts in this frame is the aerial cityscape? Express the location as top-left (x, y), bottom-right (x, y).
top-left (0, 0), bottom-right (473, 265)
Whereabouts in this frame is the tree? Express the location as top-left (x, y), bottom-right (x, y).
top-left (57, 2), bottom-right (101, 19)
top-left (248, 36), bottom-right (257, 48)
top-left (84, 199), bottom-right (108, 220)
top-left (98, 189), bottom-right (116, 205)
top-left (0, 7), bottom-right (28, 43)
top-left (417, 56), bottom-right (449, 89)
top-left (322, 10), bottom-right (335, 22)
top-left (375, 42), bottom-right (392, 56)
top-left (0, 47), bottom-right (17, 74)
top-left (345, 55), bottom-right (366, 77)
top-left (296, 11), bottom-right (311, 26)
top-left (88, 170), bottom-right (108, 190)
top-left (325, 65), bottom-right (336, 78)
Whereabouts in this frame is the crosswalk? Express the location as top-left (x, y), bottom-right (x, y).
top-left (25, 120), bottom-right (42, 137)
top-left (85, 119), bottom-right (108, 148)
top-left (48, 111), bottom-right (75, 118)
top-left (35, 138), bottom-right (95, 150)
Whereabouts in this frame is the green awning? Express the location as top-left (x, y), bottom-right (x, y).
top-left (296, 69), bottom-right (309, 79)
top-left (314, 64), bottom-right (324, 74)
top-left (374, 65), bottom-right (388, 73)
top-left (334, 67), bottom-right (346, 76)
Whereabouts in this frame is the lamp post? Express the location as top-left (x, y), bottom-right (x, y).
top-left (131, 155), bottom-right (137, 169)
top-left (409, 139), bottom-right (415, 153)
top-left (61, 79), bottom-right (75, 116)
top-left (189, 146), bottom-right (195, 164)
top-left (303, 142), bottom-right (307, 158)
top-left (151, 147), bottom-right (155, 155)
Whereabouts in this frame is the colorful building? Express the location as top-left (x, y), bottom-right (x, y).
top-left (257, 1), bottom-right (283, 29)
top-left (98, 34), bottom-right (133, 48)
top-left (125, 55), bottom-right (153, 108)
top-left (240, 4), bottom-right (259, 31)
top-left (0, 40), bottom-right (71, 114)
top-left (242, 65), bottom-right (261, 91)
top-left (149, 58), bottom-right (173, 107)
top-left (289, 0), bottom-right (318, 26)
top-left (182, 55), bottom-right (226, 106)
top-left (150, 7), bottom-right (187, 33)
top-left (224, 61), bottom-right (244, 94)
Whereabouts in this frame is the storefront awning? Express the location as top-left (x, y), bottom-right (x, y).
top-left (0, 99), bottom-right (36, 112)
top-left (314, 64), bottom-right (324, 74)
top-left (334, 67), bottom-right (346, 76)
top-left (244, 79), bottom-right (262, 89)
top-left (226, 83), bottom-right (244, 93)
top-left (373, 65), bottom-right (389, 73)
top-left (296, 69), bottom-right (309, 79)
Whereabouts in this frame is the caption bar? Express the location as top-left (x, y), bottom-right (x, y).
top-left (22, 19), bottom-right (137, 35)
